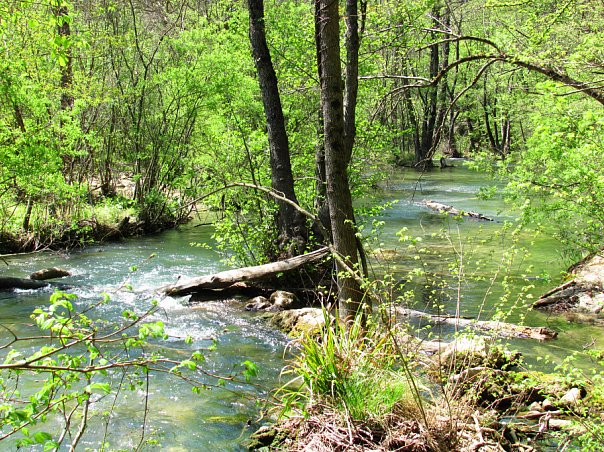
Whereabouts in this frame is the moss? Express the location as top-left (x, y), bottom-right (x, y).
top-left (268, 308), bottom-right (325, 338)
top-left (248, 425), bottom-right (290, 450)
top-left (449, 368), bottom-right (585, 411)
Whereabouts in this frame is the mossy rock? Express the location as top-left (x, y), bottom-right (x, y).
top-left (437, 337), bottom-right (522, 375)
top-left (449, 368), bottom-right (576, 410)
top-left (269, 308), bottom-right (326, 338)
top-left (248, 425), bottom-right (290, 450)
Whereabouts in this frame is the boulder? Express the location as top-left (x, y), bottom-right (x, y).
top-left (245, 291), bottom-right (297, 312)
top-left (559, 387), bottom-right (582, 407)
top-left (269, 308), bottom-right (326, 337)
top-left (542, 398), bottom-right (556, 411)
top-left (245, 296), bottom-right (271, 311)
top-left (269, 290), bottom-right (296, 310)
top-left (29, 267), bottom-right (71, 281)
top-left (528, 401), bottom-right (542, 412)
top-left (437, 337), bottom-right (521, 373)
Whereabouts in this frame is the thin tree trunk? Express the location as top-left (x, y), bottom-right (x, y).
top-left (343, 0), bottom-right (359, 161)
top-left (417, 7), bottom-right (441, 169)
top-left (54, 1), bottom-right (75, 180)
top-left (314, 1), bottom-right (330, 236)
top-left (247, 0), bottom-right (306, 251)
top-left (22, 198), bottom-right (33, 231)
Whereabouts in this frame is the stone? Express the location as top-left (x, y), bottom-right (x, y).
top-left (29, 267), bottom-right (71, 281)
top-left (547, 419), bottom-right (587, 434)
top-left (438, 337), bottom-right (521, 373)
top-left (448, 366), bottom-right (491, 385)
top-left (247, 425), bottom-right (276, 450)
top-left (542, 398), bottom-right (555, 411)
top-left (245, 296), bottom-right (271, 311)
top-left (269, 308), bottom-right (326, 337)
top-left (528, 401), bottom-right (542, 411)
top-left (559, 387), bottom-right (582, 407)
top-left (547, 419), bottom-right (573, 430)
top-left (269, 290), bottom-right (296, 310)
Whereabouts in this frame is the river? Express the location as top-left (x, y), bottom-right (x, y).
top-left (0, 164), bottom-right (602, 450)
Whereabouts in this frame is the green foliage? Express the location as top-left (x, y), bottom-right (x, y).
top-left (546, 349), bottom-right (604, 450)
top-left (281, 311), bottom-right (416, 425)
top-left (0, 290), bottom-right (254, 448)
top-left (501, 85), bottom-right (604, 255)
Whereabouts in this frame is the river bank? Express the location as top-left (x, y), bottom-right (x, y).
top-left (0, 211), bottom-right (184, 254)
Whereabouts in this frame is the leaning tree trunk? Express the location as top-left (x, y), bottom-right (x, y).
top-left (316, 0), bottom-right (363, 318)
top-left (248, 0), bottom-right (307, 252)
top-left (314, 1), bottom-right (330, 237)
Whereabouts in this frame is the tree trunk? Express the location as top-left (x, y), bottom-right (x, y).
top-left (53, 1), bottom-right (75, 181)
top-left (316, 0), bottom-right (363, 318)
top-left (247, 0), bottom-right (307, 252)
top-left (343, 0), bottom-right (359, 161)
top-left (314, 2), bottom-right (330, 237)
top-left (416, 6), bottom-right (442, 169)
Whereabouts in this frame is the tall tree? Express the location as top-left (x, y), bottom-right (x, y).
top-left (316, 0), bottom-right (364, 317)
top-left (247, 0), bottom-right (307, 253)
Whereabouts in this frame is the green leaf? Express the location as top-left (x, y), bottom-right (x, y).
top-left (57, 53), bottom-right (68, 67)
top-left (88, 383), bottom-right (111, 394)
top-left (33, 431), bottom-right (53, 444)
top-left (241, 360), bottom-right (258, 382)
top-left (44, 440), bottom-right (60, 451)
top-left (182, 360), bottom-right (196, 371)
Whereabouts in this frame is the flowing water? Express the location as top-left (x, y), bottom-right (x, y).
top-left (1, 164), bottom-right (602, 450)
top-left (373, 163), bottom-right (604, 367)
top-left (0, 227), bottom-right (289, 451)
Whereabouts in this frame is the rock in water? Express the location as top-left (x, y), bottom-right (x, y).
top-left (269, 290), bottom-right (296, 310)
top-left (245, 296), bottom-right (271, 311)
top-left (30, 267), bottom-right (71, 281)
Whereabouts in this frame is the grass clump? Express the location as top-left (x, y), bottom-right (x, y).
top-left (281, 310), bottom-right (419, 427)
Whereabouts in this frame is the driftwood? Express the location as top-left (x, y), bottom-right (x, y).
top-left (534, 253), bottom-right (604, 314)
top-left (30, 267), bottom-right (71, 281)
top-left (533, 280), bottom-right (578, 309)
top-left (398, 308), bottom-right (557, 341)
top-left (425, 200), bottom-right (493, 221)
top-left (164, 247), bottom-right (330, 296)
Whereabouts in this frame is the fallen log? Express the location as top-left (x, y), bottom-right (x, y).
top-left (534, 253), bottom-right (604, 314)
top-left (30, 267), bottom-right (71, 281)
top-left (425, 200), bottom-right (493, 221)
top-left (532, 280), bottom-right (580, 310)
top-left (164, 247), bottom-right (330, 296)
top-left (0, 277), bottom-right (49, 291)
top-left (397, 308), bottom-right (557, 341)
